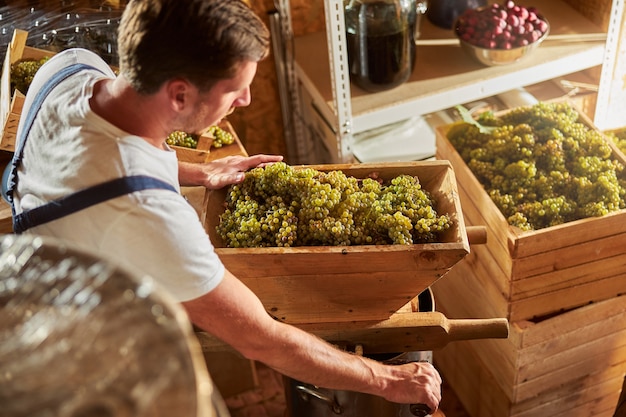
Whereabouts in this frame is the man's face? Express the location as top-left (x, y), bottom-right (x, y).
top-left (189, 60), bottom-right (257, 135)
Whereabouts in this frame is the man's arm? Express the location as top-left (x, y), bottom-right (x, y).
top-left (182, 270), bottom-right (442, 412)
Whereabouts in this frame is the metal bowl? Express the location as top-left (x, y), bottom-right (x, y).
top-left (455, 17), bottom-right (550, 66)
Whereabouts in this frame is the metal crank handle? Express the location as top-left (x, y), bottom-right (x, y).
top-left (409, 403), bottom-right (432, 416)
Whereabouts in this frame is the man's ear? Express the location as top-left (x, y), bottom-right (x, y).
top-left (167, 79), bottom-right (192, 112)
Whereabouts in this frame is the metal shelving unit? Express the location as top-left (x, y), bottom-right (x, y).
top-left (277, 0), bottom-right (625, 164)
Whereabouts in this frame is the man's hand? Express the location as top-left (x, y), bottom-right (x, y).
top-left (178, 154), bottom-right (283, 189)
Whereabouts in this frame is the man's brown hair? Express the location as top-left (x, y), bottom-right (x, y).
top-left (118, 0), bottom-right (270, 94)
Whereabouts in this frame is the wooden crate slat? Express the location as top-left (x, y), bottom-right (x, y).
top-left (516, 327), bottom-right (626, 385)
top-left (510, 230), bottom-right (626, 279)
top-left (509, 274), bottom-right (626, 321)
top-left (516, 293), bottom-right (626, 348)
top-left (512, 369), bottom-right (625, 417)
top-left (510, 252), bottom-right (626, 299)
top-left (510, 209), bottom-right (626, 259)
top-left (516, 343), bottom-right (626, 402)
top-left (217, 244), bottom-right (467, 276)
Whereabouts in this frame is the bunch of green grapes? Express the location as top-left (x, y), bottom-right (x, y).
top-left (10, 57), bottom-right (50, 94)
top-left (605, 128), bottom-right (626, 155)
top-left (165, 125), bottom-right (234, 149)
top-left (216, 162), bottom-right (452, 247)
top-left (206, 125), bottom-right (234, 148)
top-left (447, 102), bottom-right (626, 231)
top-left (166, 131), bottom-right (198, 148)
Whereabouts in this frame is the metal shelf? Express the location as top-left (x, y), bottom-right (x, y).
top-left (290, 0), bottom-right (618, 162)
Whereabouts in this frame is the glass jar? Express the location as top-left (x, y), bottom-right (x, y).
top-left (344, 0), bottom-right (427, 93)
top-left (426, 0), bottom-right (487, 29)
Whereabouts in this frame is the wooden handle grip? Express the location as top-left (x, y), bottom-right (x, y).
top-left (466, 225), bottom-right (487, 245)
top-left (446, 317), bottom-right (509, 341)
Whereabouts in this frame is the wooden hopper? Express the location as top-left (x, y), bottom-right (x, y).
top-left (204, 161), bottom-right (471, 324)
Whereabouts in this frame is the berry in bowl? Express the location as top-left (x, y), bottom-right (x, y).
top-left (454, 0), bottom-right (550, 66)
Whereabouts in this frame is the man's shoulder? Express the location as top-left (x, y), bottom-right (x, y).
top-left (41, 48), bottom-right (115, 78)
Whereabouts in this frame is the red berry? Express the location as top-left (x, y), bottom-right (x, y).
top-left (457, 2), bottom-right (546, 50)
top-left (536, 19), bottom-right (548, 33)
top-left (526, 30), bottom-right (540, 42)
top-left (493, 16), bottom-right (507, 29)
top-left (506, 14), bottom-right (520, 26)
top-left (518, 7), bottom-right (529, 20)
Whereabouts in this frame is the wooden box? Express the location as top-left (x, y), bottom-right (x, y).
top-left (170, 132), bottom-right (213, 164)
top-left (432, 264), bottom-right (626, 416)
top-left (435, 116), bottom-right (626, 322)
top-left (204, 160), bottom-right (470, 324)
top-left (171, 120), bottom-right (248, 163)
top-left (0, 29), bottom-right (56, 152)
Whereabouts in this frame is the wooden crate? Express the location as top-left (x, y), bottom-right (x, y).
top-left (170, 120), bottom-right (248, 163)
top-left (432, 264), bottom-right (626, 416)
top-left (204, 160), bottom-right (470, 324)
top-left (435, 115), bottom-right (626, 322)
top-left (0, 29), bottom-right (56, 152)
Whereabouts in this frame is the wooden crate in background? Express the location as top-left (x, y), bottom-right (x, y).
top-left (0, 29), bottom-right (56, 152)
top-left (435, 112), bottom-right (626, 323)
top-left (171, 120), bottom-right (248, 164)
top-left (204, 161), bottom-right (470, 324)
top-left (432, 102), bottom-right (626, 417)
top-left (433, 265), bottom-right (626, 417)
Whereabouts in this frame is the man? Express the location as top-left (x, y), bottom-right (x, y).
top-left (11, 0), bottom-right (442, 412)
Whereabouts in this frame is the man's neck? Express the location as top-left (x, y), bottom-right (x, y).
top-left (89, 76), bottom-right (170, 149)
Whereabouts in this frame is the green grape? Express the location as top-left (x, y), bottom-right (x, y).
top-left (448, 102), bottom-right (626, 230)
top-left (166, 131), bottom-right (198, 148)
top-left (216, 162), bottom-right (451, 247)
top-left (207, 125), bottom-right (235, 148)
top-left (10, 57), bottom-right (50, 94)
top-left (607, 128), bottom-right (626, 154)
top-left (166, 125), bottom-right (235, 149)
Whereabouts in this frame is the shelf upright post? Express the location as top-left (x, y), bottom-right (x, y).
top-left (270, 0), bottom-right (311, 165)
top-left (594, 0), bottom-right (626, 131)
top-left (324, 0), bottom-right (354, 163)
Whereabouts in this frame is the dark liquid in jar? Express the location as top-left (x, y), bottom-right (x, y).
top-left (346, 26), bottom-right (415, 92)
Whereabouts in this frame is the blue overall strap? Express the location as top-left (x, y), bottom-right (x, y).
top-left (7, 63), bottom-right (104, 205)
top-left (6, 62), bottom-right (179, 234)
top-left (13, 175), bottom-right (178, 234)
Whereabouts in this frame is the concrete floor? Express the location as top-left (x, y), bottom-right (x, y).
top-left (224, 363), bottom-right (470, 417)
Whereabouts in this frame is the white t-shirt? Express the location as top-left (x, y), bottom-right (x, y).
top-left (13, 48), bottom-right (224, 302)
